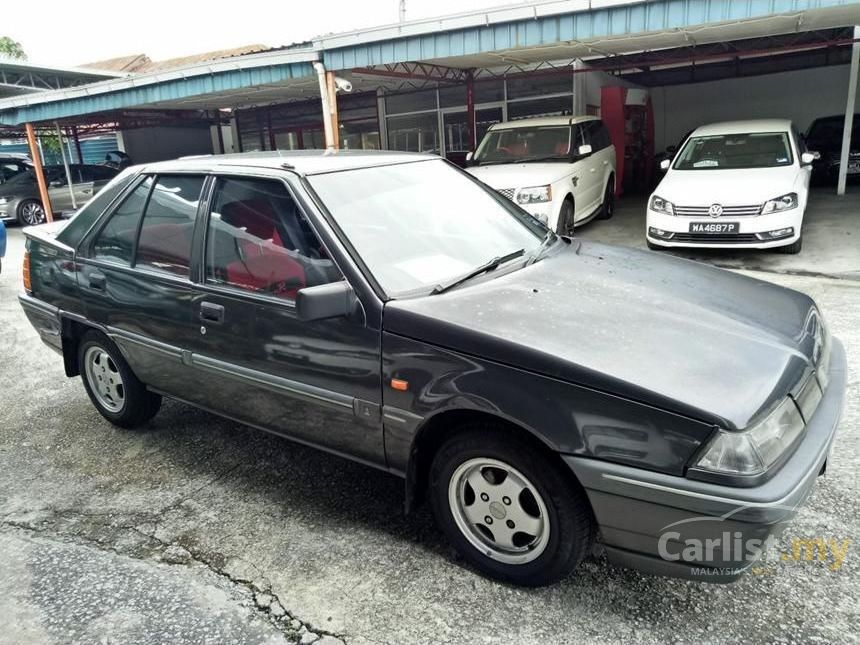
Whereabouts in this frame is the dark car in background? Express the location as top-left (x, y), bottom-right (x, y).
top-left (805, 114), bottom-right (860, 183)
top-left (0, 164), bottom-right (118, 225)
top-left (18, 151), bottom-right (846, 587)
top-left (0, 155), bottom-right (31, 185)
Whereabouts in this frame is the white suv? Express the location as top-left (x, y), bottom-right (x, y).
top-left (466, 116), bottom-right (617, 235)
top-left (647, 119), bottom-right (817, 254)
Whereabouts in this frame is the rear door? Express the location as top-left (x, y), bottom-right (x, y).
top-left (78, 173), bottom-right (206, 399)
top-left (184, 172), bottom-right (385, 466)
top-left (73, 165), bottom-right (96, 207)
top-left (571, 123), bottom-right (599, 220)
top-left (46, 167), bottom-right (73, 212)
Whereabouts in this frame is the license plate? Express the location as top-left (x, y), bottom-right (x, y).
top-left (689, 222), bottom-right (739, 234)
top-left (847, 162), bottom-right (860, 174)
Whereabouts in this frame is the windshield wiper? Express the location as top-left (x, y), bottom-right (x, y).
top-left (519, 155), bottom-right (567, 163)
top-left (431, 249), bottom-right (525, 295)
top-left (526, 230), bottom-right (558, 266)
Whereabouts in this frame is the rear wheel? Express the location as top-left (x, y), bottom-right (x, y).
top-left (597, 179), bottom-right (615, 220)
top-left (78, 330), bottom-right (161, 428)
top-left (429, 426), bottom-right (594, 586)
top-left (555, 198), bottom-right (575, 236)
top-left (17, 199), bottom-right (45, 226)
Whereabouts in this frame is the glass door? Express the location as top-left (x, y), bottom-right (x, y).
top-left (441, 106), bottom-right (503, 166)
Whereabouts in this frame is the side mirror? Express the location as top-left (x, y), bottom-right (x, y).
top-left (577, 144), bottom-right (593, 157)
top-left (465, 151), bottom-right (474, 162)
top-left (296, 281), bottom-right (357, 322)
top-left (660, 159), bottom-right (671, 171)
top-left (801, 151), bottom-right (820, 165)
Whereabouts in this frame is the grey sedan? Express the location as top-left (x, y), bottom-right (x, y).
top-left (0, 164), bottom-right (118, 225)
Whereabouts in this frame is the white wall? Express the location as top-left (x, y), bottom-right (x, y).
top-left (651, 64), bottom-right (851, 151)
top-left (119, 126), bottom-right (214, 164)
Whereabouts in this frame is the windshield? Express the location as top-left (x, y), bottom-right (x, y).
top-left (307, 159), bottom-right (544, 297)
top-left (473, 125), bottom-right (571, 165)
top-left (673, 132), bottom-right (794, 170)
top-left (807, 116), bottom-right (860, 149)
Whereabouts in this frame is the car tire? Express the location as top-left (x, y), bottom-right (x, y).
top-left (429, 425), bottom-right (594, 587)
top-left (555, 198), bottom-right (575, 236)
top-left (17, 199), bottom-right (45, 226)
top-left (597, 179), bottom-right (615, 220)
top-left (78, 330), bottom-right (162, 428)
top-left (777, 235), bottom-right (802, 255)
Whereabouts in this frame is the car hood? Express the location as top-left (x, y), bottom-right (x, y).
top-left (467, 163), bottom-right (571, 190)
top-left (384, 240), bottom-right (818, 430)
top-left (656, 166), bottom-right (799, 205)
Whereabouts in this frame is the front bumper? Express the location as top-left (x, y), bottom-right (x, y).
top-left (646, 207), bottom-right (804, 249)
top-left (564, 338), bottom-right (847, 582)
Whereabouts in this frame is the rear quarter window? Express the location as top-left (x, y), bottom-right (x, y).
top-left (56, 170), bottom-right (138, 248)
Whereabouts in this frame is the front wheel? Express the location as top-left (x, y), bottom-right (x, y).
top-left (777, 235), bottom-right (802, 255)
top-left (555, 198), bottom-right (575, 236)
top-left (17, 199), bottom-right (45, 226)
top-left (429, 427), bottom-right (594, 586)
top-left (78, 330), bottom-right (162, 428)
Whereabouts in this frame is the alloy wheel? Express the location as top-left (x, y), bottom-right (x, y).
top-left (448, 457), bottom-right (550, 564)
top-left (84, 346), bottom-right (126, 413)
top-left (21, 201), bottom-right (45, 225)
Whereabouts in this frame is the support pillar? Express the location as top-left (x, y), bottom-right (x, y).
top-left (56, 121), bottom-right (77, 210)
top-left (25, 123), bottom-right (53, 223)
top-left (837, 25), bottom-right (860, 196)
top-left (466, 70), bottom-right (476, 151)
top-left (71, 125), bottom-right (83, 163)
top-left (326, 71), bottom-right (340, 149)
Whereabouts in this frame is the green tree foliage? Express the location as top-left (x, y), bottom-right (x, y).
top-left (0, 36), bottom-right (26, 60)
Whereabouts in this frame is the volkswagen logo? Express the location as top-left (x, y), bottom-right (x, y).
top-left (708, 204), bottom-right (723, 218)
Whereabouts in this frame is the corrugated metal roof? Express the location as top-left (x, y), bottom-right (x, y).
top-left (82, 45), bottom-right (272, 74)
top-left (321, 0), bottom-right (860, 69)
top-left (0, 49), bottom-right (318, 125)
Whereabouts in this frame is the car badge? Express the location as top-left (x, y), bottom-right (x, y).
top-left (708, 204), bottom-right (723, 218)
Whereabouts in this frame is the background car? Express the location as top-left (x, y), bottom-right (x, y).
top-left (0, 163), bottom-right (118, 225)
top-left (466, 115), bottom-right (616, 235)
top-left (0, 155), bottom-right (31, 185)
top-left (0, 219), bottom-right (5, 273)
top-left (805, 113), bottom-right (859, 184)
top-left (646, 119), bottom-right (816, 254)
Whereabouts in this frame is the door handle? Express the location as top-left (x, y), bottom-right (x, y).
top-left (82, 189), bottom-right (93, 195)
top-left (89, 271), bottom-right (106, 291)
top-left (199, 301), bottom-right (225, 324)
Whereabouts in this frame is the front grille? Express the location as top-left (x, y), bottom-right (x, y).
top-left (671, 233), bottom-right (760, 244)
top-left (674, 204), bottom-right (762, 217)
top-left (497, 188), bottom-right (515, 201)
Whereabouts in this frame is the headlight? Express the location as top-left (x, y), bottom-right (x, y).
top-left (694, 398), bottom-right (804, 476)
top-left (649, 195), bottom-right (674, 216)
top-left (516, 185), bottom-right (551, 204)
top-left (761, 192), bottom-right (797, 214)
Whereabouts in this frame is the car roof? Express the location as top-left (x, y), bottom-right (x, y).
top-left (137, 149), bottom-right (435, 176)
top-left (691, 119), bottom-right (794, 136)
top-left (488, 115), bottom-right (599, 130)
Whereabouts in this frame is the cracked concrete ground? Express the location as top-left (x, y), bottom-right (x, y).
top-left (1, 225), bottom-right (859, 644)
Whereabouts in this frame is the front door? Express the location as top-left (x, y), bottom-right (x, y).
top-left (185, 173), bottom-right (385, 466)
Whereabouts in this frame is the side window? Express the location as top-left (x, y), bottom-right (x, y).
top-left (573, 124), bottom-right (588, 153)
top-left (205, 177), bottom-right (340, 300)
top-left (77, 166), bottom-right (93, 183)
top-left (584, 121), bottom-right (608, 151)
top-left (92, 177), bottom-right (152, 265)
top-left (91, 166), bottom-right (118, 181)
top-left (135, 175), bottom-right (204, 277)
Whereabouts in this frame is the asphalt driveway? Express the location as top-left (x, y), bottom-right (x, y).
top-left (1, 226), bottom-right (858, 645)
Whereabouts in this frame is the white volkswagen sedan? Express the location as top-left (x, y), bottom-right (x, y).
top-left (467, 116), bottom-right (616, 235)
top-left (646, 119), bottom-right (817, 254)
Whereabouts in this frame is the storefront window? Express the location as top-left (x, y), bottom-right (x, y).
top-left (507, 95), bottom-right (573, 120)
top-left (506, 73), bottom-right (572, 100)
top-left (340, 118), bottom-right (381, 150)
top-left (474, 78), bottom-right (505, 103)
top-left (385, 89), bottom-right (437, 115)
top-left (387, 113), bottom-right (439, 153)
